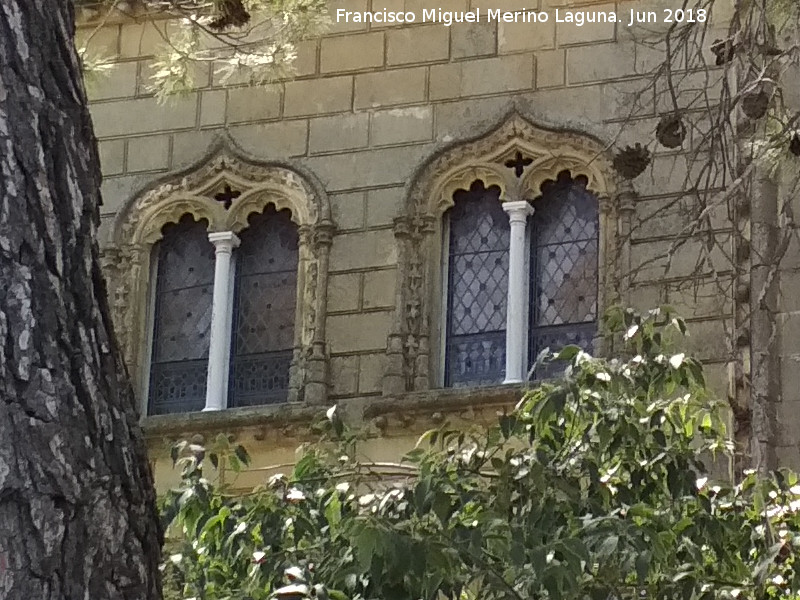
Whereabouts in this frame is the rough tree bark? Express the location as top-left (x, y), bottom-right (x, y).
top-left (0, 2), bottom-right (163, 598)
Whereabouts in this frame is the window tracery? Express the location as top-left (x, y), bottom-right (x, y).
top-left (100, 141), bottom-right (333, 413)
top-left (383, 113), bottom-right (625, 395)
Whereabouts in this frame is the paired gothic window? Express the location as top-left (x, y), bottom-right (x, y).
top-left (444, 171), bottom-right (599, 387)
top-left (147, 208), bottom-right (299, 415)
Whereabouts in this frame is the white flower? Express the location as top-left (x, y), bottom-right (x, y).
top-left (286, 488), bottom-right (306, 501)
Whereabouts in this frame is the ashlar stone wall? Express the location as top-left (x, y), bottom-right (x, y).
top-left (77, 0), bottom-right (757, 488)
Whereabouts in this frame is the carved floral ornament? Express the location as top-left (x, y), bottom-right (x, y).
top-left (102, 142), bottom-right (333, 406)
top-left (383, 113), bottom-right (627, 396)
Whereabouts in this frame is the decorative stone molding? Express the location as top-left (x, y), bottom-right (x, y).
top-left (384, 111), bottom-right (626, 394)
top-left (103, 139), bottom-right (333, 408)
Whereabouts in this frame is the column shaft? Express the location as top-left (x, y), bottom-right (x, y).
top-left (204, 231), bottom-right (240, 411)
top-left (502, 201), bottom-right (534, 384)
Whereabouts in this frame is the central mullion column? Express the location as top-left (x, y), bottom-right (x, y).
top-left (204, 231), bottom-right (240, 411)
top-left (502, 200), bottom-right (534, 384)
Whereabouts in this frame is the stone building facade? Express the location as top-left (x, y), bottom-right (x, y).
top-left (76, 0), bottom-right (800, 488)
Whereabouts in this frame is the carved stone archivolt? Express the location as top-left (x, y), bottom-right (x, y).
top-left (383, 112), bottom-right (627, 395)
top-left (102, 139), bottom-right (333, 407)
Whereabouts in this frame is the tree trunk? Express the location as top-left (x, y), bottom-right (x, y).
top-left (0, 2), bottom-right (163, 599)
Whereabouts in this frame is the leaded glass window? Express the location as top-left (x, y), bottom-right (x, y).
top-left (230, 206), bottom-right (298, 407)
top-left (148, 216), bottom-right (215, 415)
top-left (444, 181), bottom-right (509, 387)
top-left (529, 171), bottom-right (599, 378)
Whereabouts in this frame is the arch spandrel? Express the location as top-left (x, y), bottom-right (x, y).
top-left (104, 137), bottom-right (334, 408)
top-left (405, 112), bottom-right (616, 217)
top-left (383, 111), bottom-right (621, 396)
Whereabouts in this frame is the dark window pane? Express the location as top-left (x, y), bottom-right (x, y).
top-left (445, 182), bottom-right (509, 387)
top-left (230, 207), bottom-right (298, 407)
top-left (529, 172), bottom-right (599, 377)
top-left (148, 217), bottom-right (215, 415)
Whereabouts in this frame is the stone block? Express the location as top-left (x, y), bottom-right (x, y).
top-left (330, 192), bottom-right (366, 231)
top-left (99, 139), bottom-right (126, 176)
top-left (363, 268), bottom-right (397, 309)
top-left (330, 355), bottom-right (359, 395)
top-left (329, 230), bottom-right (398, 271)
top-left (681, 319), bottom-right (731, 361)
top-left (199, 89), bottom-right (227, 126)
top-left (354, 67), bottom-right (427, 109)
top-left (629, 235), bottom-right (729, 283)
top-left (499, 19), bottom-right (555, 53)
top-left (284, 76), bottom-right (353, 116)
top-left (171, 129), bottom-right (222, 169)
top-left (387, 26), bottom-right (449, 65)
top-left (228, 120), bottom-right (308, 159)
top-left (433, 96), bottom-right (513, 141)
top-left (535, 49), bottom-right (565, 88)
top-left (86, 61), bottom-right (139, 101)
top-left (294, 40), bottom-right (319, 77)
top-left (321, 32), bottom-right (385, 73)
top-left (310, 113), bottom-right (369, 153)
top-left (366, 187), bottom-right (404, 227)
top-left (665, 277), bottom-right (733, 319)
top-left (370, 106), bottom-right (433, 146)
top-left (567, 41), bottom-right (662, 84)
top-left (227, 85), bottom-right (282, 123)
top-left (327, 311), bottom-right (394, 353)
top-left (304, 143), bottom-right (431, 190)
top-left (450, 22), bottom-right (497, 59)
top-left (328, 273), bottom-right (362, 312)
top-left (429, 54), bottom-right (533, 100)
top-left (127, 135), bottom-right (170, 172)
top-left (91, 95), bottom-right (198, 137)
top-left (627, 283), bottom-right (665, 312)
top-left (556, 4), bottom-right (617, 45)
top-left (358, 353), bottom-right (385, 393)
top-left (100, 174), bottom-right (146, 215)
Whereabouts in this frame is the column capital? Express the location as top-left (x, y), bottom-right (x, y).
top-left (502, 200), bottom-right (535, 222)
top-left (208, 231), bottom-right (241, 252)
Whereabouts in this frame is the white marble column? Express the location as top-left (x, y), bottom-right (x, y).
top-left (204, 231), bottom-right (240, 411)
top-left (502, 201), bottom-right (534, 384)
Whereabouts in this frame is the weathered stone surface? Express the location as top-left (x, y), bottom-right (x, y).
top-left (327, 312), bottom-right (394, 352)
top-left (450, 22), bottom-right (497, 59)
top-left (285, 76), bottom-right (353, 116)
top-left (127, 135), bottom-right (170, 172)
top-left (429, 54), bottom-right (534, 100)
top-left (387, 25), bottom-right (449, 65)
top-left (363, 268), bottom-right (397, 309)
top-left (310, 113), bottom-right (369, 152)
top-left (321, 32), bottom-right (384, 72)
top-left (328, 273), bottom-right (362, 312)
top-left (370, 106), bottom-right (433, 146)
top-left (354, 67), bottom-right (427, 108)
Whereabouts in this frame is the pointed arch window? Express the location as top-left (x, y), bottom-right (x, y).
top-left (442, 172), bottom-right (599, 388)
top-left (148, 216), bottom-right (216, 415)
top-left (444, 182), bottom-right (509, 387)
top-left (145, 207), bottom-right (301, 415)
top-left (230, 206), bottom-right (299, 407)
top-left (529, 172), bottom-right (599, 378)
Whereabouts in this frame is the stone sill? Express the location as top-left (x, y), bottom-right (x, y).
top-left (142, 402), bottom-right (327, 441)
top-left (365, 384), bottom-right (526, 420)
top-left (142, 383), bottom-right (530, 443)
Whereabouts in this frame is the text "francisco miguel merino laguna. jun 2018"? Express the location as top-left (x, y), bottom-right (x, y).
top-left (335, 7), bottom-right (709, 27)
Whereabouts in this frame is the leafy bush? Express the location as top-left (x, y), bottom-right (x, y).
top-left (161, 308), bottom-right (800, 600)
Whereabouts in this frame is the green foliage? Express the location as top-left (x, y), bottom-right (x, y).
top-left (78, 0), bottom-right (329, 102)
top-left (161, 308), bottom-right (800, 600)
